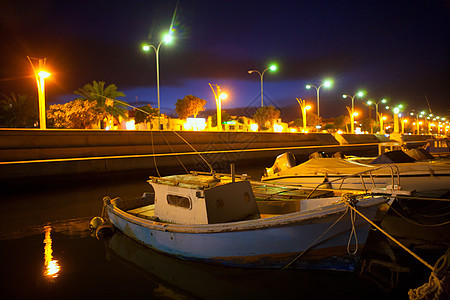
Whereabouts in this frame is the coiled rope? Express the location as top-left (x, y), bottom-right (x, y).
top-left (408, 249), bottom-right (450, 300)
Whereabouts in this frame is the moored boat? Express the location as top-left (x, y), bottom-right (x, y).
top-left (102, 172), bottom-right (392, 271)
top-left (262, 151), bottom-right (450, 192)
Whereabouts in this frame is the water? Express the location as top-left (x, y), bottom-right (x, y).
top-left (0, 166), bottom-right (445, 299)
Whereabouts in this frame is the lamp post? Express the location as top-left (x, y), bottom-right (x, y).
top-left (296, 98), bottom-right (311, 132)
top-left (342, 91), bottom-right (364, 134)
top-left (248, 64), bottom-right (277, 107)
top-left (27, 56), bottom-right (50, 130)
top-left (367, 99), bottom-right (387, 123)
top-left (209, 83), bottom-right (228, 131)
top-left (305, 80), bottom-right (332, 123)
top-left (142, 33), bottom-right (174, 130)
top-left (379, 114), bottom-right (386, 134)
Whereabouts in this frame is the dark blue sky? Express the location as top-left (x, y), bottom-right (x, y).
top-left (1, 0), bottom-right (449, 120)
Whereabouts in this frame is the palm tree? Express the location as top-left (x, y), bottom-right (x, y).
top-left (74, 81), bottom-right (128, 125)
top-left (0, 93), bottom-right (38, 128)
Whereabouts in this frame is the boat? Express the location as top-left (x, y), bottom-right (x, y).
top-left (262, 151), bottom-right (450, 192)
top-left (102, 172), bottom-right (393, 271)
top-left (423, 137), bottom-right (450, 157)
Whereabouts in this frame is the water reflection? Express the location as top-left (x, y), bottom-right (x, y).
top-left (105, 231), bottom-right (384, 299)
top-left (43, 226), bottom-right (60, 279)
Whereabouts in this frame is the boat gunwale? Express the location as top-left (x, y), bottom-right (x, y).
top-left (107, 195), bottom-right (387, 234)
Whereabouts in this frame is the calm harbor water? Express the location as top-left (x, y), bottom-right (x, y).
top-left (0, 164), bottom-right (447, 299)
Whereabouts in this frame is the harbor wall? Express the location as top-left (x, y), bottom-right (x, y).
top-left (0, 129), bottom-right (384, 184)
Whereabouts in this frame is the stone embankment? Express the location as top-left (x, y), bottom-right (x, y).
top-left (0, 129), bottom-right (429, 185)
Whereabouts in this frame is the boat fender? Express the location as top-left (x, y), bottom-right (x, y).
top-left (89, 217), bottom-right (104, 231)
top-left (95, 222), bottom-right (115, 240)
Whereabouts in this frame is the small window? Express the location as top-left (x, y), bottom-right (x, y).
top-left (167, 194), bottom-right (192, 209)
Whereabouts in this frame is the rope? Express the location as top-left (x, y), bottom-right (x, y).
top-left (171, 130), bottom-right (214, 174)
top-left (150, 130), bottom-right (161, 177)
top-left (282, 207), bottom-right (350, 270)
top-left (343, 201), bottom-right (434, 271)
top-left (158, 131), bottom-right (189, 174)
top-left (347, 206), bottom-right (359, 255)
top-left (408, 249), bottom-right (449, 300)
top-left (390, 205), bottom-right (450, 227)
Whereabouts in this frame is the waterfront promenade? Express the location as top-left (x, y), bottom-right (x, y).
top-left (0, 129), bottom-right (431, 186)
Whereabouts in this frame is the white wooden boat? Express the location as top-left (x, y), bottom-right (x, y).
top-left (103, 173), bottom-right (391, 271)
top-left (262, 152), bottom-right (450, 192)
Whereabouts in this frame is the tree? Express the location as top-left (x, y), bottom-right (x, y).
top-left (334, 114), bottom-right (350, 131)
top-left (253, 106), bottom-right (280, 131)
top-left (134, 105), bottom-right (159, 124)
top-left (0, 93), bottom-right (38, 128)
top-left (74, 81), bottom-right (128, 123)
top-left (47, 100), bottom-right (99, 129)
top-left (175, 95), bottom-right (207, 119)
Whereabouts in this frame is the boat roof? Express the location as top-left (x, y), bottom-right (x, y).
top-left (148, 174), bottom-right (224, 190)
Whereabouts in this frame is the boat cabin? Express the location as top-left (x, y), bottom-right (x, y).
top-left (149, 174), bottom-right (260, 225)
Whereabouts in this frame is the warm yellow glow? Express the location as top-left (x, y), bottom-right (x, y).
top-left (38, 70), bottom-right (51, 78)
top-left (273, 124), bottom-right (283, 132)
top-left (183, 118), bottom-right (206, 131)
top-left (403, 119), bottom-right (408, 123)
top-left (419, 121), bottom-right (423, 125)
top-left (337, 130), bottom-right (344, 134)
top-left (250, 123), bottom-right (258, 132)
top-left (44, 226), bottom-right (60, 279)
top-left (219, 93), bottom-right (228, 100)
top-left (353, 112), bottom-right (359, 117)
top-left (305, 105), bottom-right (311, 110)
top-left (382, 116), bottom-right (387, 120)
top-left (125, 120), bottom-right (135, 130)
top-left (289, 127), bottom-right (298, 133)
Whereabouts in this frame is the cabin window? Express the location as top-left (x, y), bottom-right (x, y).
top-left (167, 194), bottom-right (192, 209)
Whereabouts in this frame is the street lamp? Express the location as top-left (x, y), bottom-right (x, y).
top-left (142, 32), bottom-right (174, 130)
top-left (209, 83), bottom-right (228, 131)
top-left (248, 64), bottom-right (277, 107)
top-left (305, 79), bottom-right (332, 122)
top-left (367, 98), bottom-right (387, 123)
top-left (27, 56), bottom-right (50, 130)
top-left (342, 91), bottom-right (364, 134)
top-left (296, 98), bottom-right (311, 132)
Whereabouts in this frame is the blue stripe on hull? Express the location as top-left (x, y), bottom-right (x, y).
top-left (107, 204), bottom-right (379, 271)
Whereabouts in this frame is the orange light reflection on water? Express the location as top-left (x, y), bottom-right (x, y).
top-left (44, 226), bottom-right (60, 278)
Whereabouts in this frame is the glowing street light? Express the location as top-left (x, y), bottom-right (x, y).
top-left (27, 56), bottom-right (51, 130)
top-left (209, 83), bottom-right (228, 131)
top-left (142, 32), bottom-right (174, 129)
top-left (248, 64), bottom-right (277, 107)
top-left (367, 98), bottom-right (387, 124)
top-left (342, 91), bottom-right (364, 133)
top-left (296, 98), bottom-right (311, 132)
top-left (305, 79), bottom-right (333, 122)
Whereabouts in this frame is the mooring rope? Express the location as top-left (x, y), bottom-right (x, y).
top-left (282, 206), bottom-right (350, 270)
top-left (158, 131), bottom-right (189, 174)
top-left (150, 129), bottom-right (161, 177)
top-left (343, 201), bottom-right (434, 271)
top-left (389, 205), bottom-right (450, 227)
top-left (408, 248), bottom-right (449, 300)
top-left (347, 206), bottom-right (359, 255)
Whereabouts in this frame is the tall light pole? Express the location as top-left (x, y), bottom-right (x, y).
top-left (342, 91), bottom-right (364, 134)
top-left (305, 80), bottom-right (332, 122)
top-left (27, 56), bottom-right (50, 130)
top-left (142, 32), bottom-right (174, 130)
top-left (367, 98), bottom-right (387, 123)
top-left (248, 64), bottom-right (277, 107)
top-left (209, 83), bottom-right (228, 131)
top-left (296, 98), bottom-right (311, 132)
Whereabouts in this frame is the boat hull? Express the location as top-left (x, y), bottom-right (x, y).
top-left (261, 173), bottom-right (450, 191)
top-left (106, 197), bottom-right (386, 271)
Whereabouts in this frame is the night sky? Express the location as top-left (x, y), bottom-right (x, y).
top-left (1, 0), bottom-right (449, 120)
